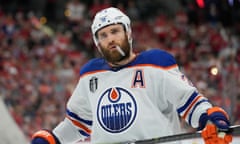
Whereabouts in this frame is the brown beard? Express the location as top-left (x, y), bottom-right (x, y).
top-left (99, 34), bottom-right (131, 64)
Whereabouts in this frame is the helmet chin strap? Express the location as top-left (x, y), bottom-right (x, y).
top-left (127, 31), bottom-right (133, 50)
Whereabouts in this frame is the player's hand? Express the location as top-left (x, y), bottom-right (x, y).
top-left (201, 107), bottom-right (232, 144)
top-left (31, 129), bottom-right (58, 144)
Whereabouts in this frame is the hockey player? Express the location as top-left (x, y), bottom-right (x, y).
top-left (31, 7), bottom-right (232, 144)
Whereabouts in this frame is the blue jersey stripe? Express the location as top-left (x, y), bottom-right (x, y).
top-left (66, 109), bottom-right (93, 126)
top-left (188, 99), bottom-right (209, 126)
top-left (177, 91), bottom-right (199, 114)
top-left (78, 130), bottom-right (90, 137)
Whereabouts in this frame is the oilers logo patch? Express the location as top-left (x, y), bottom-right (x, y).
top-left (97, 87), bottom-right (137, 133)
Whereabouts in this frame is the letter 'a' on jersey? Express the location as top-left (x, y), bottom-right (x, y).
top-left (52, 49), bottom-right (212, 144)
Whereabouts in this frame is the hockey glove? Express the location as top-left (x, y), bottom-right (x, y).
top-left (31, 129), bottom-right (60, 144)
top-left (200, 107), bottom-right (232, 144)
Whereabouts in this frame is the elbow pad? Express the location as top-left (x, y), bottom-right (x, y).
top-left (31, 130), bottom-right (60, 144)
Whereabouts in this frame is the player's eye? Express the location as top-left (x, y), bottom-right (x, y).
top-left (98, 33), bottom-right (107, 41)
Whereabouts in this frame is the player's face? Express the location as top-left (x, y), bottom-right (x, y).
top-left (97, 24), bottom-right (131, 64)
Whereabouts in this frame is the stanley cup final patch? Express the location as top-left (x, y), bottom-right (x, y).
top-left (89, 76), bottom-right (98, 92)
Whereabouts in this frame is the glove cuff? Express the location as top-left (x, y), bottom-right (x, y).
top-left (198, 107), bottom-right (230, 131)
top-left (207, 107), bottom-right (230, 130)
top-left (198, 112), bottom-right (208, 131)
top-left (207, 107), bottom-right (229, 120)
top-left (32, 130), bottom-right (59, 144)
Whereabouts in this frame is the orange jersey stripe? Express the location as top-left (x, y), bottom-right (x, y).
top-left (183, 95), bottom-right (202, 119)
top-left (128, 64), bottom-right (178, 70)
top-left (66, 116), bottom-right (92, 134)
top-left (80, 64), bottom-right (178, 79)
top-left (80, 70), bottom-right (107, 78)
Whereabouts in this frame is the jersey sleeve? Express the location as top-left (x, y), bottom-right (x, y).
top-left (149, 49), bottom-right (212, 128)
top-left (52, 77), bottom-right (93, 143)
top-left (147, 49), bottom-right (212, 128)
top-left (161, 70), bottom-right (212, 128)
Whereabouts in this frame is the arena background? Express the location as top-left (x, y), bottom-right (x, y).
top-left (0, 0), bottom-right (240, 143)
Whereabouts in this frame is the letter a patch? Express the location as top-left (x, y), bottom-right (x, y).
top-left (131, 69), bottom-right (145, 88)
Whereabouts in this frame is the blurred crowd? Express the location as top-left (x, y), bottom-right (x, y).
top-left (0, 0), bottom-right (240, 140)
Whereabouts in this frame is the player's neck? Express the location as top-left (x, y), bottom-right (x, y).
top-left (109, 52), bottom-right (136, 67)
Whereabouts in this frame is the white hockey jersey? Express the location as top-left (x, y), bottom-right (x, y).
top-left (53, 49), bottom-right (212, 144)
